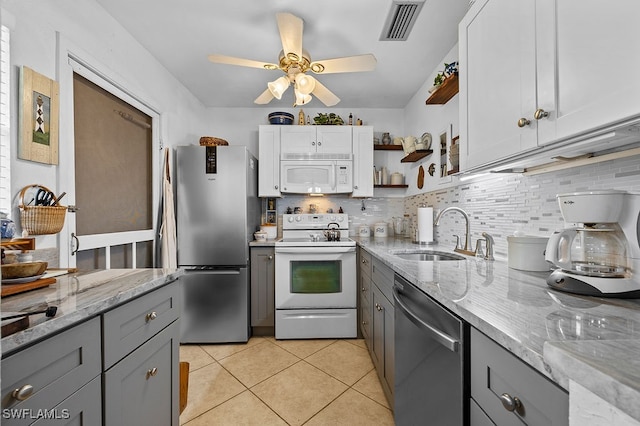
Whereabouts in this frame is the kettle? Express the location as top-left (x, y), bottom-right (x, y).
top-left (545, 224), bottom-right (629, 277)
top-left (323, 223), bottom-right (341, 241)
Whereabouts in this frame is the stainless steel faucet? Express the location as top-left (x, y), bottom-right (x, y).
top-left (482, 232), bottom-right (495, 261)
top-left (434, 207), bottom-right (474, 256)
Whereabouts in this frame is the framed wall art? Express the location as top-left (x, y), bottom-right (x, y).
top-left (19, 66), bottom-right (60, 164)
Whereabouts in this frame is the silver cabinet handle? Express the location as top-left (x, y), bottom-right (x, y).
top-left (268, 255), bottom-right (273, 260)
top-left (375, 303), bottom-right (383, 311)
top-left (317, 141), bottom-right (322, 146)
top-left (12, 384), bottom-right (34, 401)
top-left (145, 311), bottom-right (157, 322)
top-left (534, 108), bottom-right (549, 120)
top-left (361, 286), bottom-right (366, 291)
top-left (517, 118), bottom-right (531, 128)
top-left (146, 367), bottom-right (158, 379)
top-left (312, 141), bottom-right (316, 146)
top-left (500, 393), bottom-right (522, 412)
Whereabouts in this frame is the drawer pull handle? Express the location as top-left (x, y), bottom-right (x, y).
top-left (146, 367), bottom-right (158, 379)
top-left (500, 393), bottom-right (522, 412)
top-left (12, 384), bottom-right (34, 401)
top-left (375, 303), bottom-right (383, 311)
top-left (145, 311), bottom-right (158, 322)
top-left (517, 117), bottom-right (531, 128)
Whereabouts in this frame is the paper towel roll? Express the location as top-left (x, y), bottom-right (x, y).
top-left (417, 206), bottom-right (434, 244)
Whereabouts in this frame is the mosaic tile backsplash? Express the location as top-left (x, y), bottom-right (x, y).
top-left (270, 152), bottom-right (640, 262)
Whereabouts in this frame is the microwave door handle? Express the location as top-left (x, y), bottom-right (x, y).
top-left (331, 161), bottom-right (336, 190)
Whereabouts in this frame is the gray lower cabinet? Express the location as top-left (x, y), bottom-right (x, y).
top-left (32, 376), bottom-right (102, 426)
top-left (358, 249), bottom-right (372, 342)
top-left (366, 254), bottom-right (394, 407)
top-left (250, 247), bottom-right (275, 335)
top-left (1, 317), bottom-right (102, 426)
top-left (471, 328), bottom-right (568, 426)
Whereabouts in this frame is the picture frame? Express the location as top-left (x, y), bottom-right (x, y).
top-left (439, 124), bottom-right (453, 184)
top-left (19, 66), bottom-right (60, 164)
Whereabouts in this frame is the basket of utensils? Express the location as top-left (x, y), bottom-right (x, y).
top-left (18, 184), bottom-right (67, 235)
top-left (199, 136), bottom-right (229, 146)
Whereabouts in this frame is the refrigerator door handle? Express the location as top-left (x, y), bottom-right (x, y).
top-left (183, 268), bottom-right (242, 275)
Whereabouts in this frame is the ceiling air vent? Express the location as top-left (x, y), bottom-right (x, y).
top-left (380, 0), bottom-right (426, 41)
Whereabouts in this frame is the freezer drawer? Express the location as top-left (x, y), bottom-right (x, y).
top-left (179, 268), bottom-right (249, 343)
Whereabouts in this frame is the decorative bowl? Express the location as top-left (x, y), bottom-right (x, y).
top-left (268, 112), bottom-right (294, 125)
top-left (1, 261), bottom-right (48, 280)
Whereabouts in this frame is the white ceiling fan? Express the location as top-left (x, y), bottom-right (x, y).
top-left (208, 12), bottom-right (377, 107)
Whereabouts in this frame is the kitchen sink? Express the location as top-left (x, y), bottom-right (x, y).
top-left (392, 250), bottom-right (466, 262)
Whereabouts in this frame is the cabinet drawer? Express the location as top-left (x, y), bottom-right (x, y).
top-left (1, 317), bottom-right (101, 424)
top-left (104, 320), bottom-right (179, 426)
top-left (372, 257), bottom-right (394, 303)
top-left (471, 328), bottom-right (568, 426)
top-left (103, 280), bottom-right (180, 369)
top-left (359, 249), bottom-right (372, 277)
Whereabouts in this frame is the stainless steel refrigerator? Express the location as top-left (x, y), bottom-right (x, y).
top-left (176, 145), bottom-right (259, 343)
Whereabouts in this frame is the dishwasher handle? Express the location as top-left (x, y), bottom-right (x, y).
top-left (393, 286), bottom-right (459, 353)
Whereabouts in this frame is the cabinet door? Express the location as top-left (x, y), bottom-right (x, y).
top-left (316, 126), bottom-right (352, 154)
top-left (280, 126), bottom-right (316, 153)
top-left (359, 267), bottom-right (372, 343)
top-left (539, 0), bottom-right (640, 145)
top-left (460, 0), bottom-right (538, 170)
top-left (372, 285), bottom-right (394, 402)
top-left (351, 126), bottom-right (374, 197)
top-left (250, 247), bottom-right (275, 327)
top-left (104, 321), bottom-right (180, 426)
top-left (31, 376), bottom-right (102, 426)
top-left (258, 125), bottom-right (281, 197)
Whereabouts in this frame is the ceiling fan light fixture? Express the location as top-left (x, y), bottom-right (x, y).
top-left (294, 89), bottom-right (312, 106)
top-left (295, 74), bottom-right (316, 95)
top-left (268, 76), bottom-right (290, 99)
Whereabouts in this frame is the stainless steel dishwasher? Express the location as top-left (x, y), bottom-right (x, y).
top-left (393, 274), bottom-right (469, 426)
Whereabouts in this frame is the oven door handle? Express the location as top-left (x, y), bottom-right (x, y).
top-left (275, 247), bottom-right (356, 254)
top-left (393, 286), bottom-right (459, 352)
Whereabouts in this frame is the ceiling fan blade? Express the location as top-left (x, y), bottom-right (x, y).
top-left (254, 88), bottom-right (275, 105)
top-left (276, 12), bottom-right (303, 62)
top-left (312, 79), bottom-right (340, 107)
top-left (310, 54), bottom-right (377, 74)
top-left (208, 54), bottom-right (278, 70)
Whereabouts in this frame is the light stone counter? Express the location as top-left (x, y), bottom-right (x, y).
top-left (356, 236), bottom-right (640, 421)
top-left (1, 268), bottom-right (183, 356)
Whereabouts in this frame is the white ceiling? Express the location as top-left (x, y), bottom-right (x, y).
top-left (95, 0), bottom-right (469, 109)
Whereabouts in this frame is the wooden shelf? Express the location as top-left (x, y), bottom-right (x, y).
top-left (400, 149), bottom-right (433, 163)
top-left (374, 144), bottom-right (403, 151)
top-left (1, 238), bottom-right (36, 252)
top-left (425, 74), bottom-right (459, 105)
top-left (374, 184), bottom-right (408, 189)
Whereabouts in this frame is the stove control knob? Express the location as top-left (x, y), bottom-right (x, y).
top-left (329, 215), bottom-right (336, 221)
top-left (295, 216), bottom-right (302, 222)
top-left (337, 216), bottom-right (344, 222)
top-left (287, 216), bottom-right (294, 223)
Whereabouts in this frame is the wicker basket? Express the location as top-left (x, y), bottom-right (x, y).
top-left (199, 136), bottom-right (228, 146)
top-left (18, 185), bottom-right (67, 235)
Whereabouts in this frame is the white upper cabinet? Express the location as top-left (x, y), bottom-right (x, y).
top-left (258, 125), bottom-right (281, 197)
top-left (351, 126), bottom-right (374, 198)
top-left (280, 126), bottom-right (352, 154)
top-left (460, 0), bottom-right (640, 172)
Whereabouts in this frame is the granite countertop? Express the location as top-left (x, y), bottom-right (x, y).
top-left (357, 236), bottom-right (640, 421)
top-left (1, 268), bottom-right (183, 356)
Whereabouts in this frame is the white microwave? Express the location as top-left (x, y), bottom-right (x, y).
top-left (280, 154), bottom-right (352, 194)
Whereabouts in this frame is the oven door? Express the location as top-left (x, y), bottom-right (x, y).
top-left (275, 246), bottom-right (356, 309)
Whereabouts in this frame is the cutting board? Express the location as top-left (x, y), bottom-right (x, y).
top-left (1, 277), bottom-right (56, 297)
top-left (1, 315), bottom-right (29, 337)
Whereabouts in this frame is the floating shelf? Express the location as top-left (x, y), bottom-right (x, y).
top-left (426, 74), bottom-right (459, 105)
top-left (374, 184), bottom-right (408, 189)
top-left (400, 149), bottom-right (433, 163)
top-left (374, 144), bottom-right (403, 151)
top-left (1, 238), bottom-right (36, 252)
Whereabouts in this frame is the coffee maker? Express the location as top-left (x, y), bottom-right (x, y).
top-left (545, 190), bottom-right (640, 298)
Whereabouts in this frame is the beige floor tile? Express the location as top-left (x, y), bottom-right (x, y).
top-left (218, 341), bottom-right (299, 387)
top-left (200, 336), bottom-right (267, 361)
top-left (344, 338), bottom-right (368, 349)
top-left (352, 369), bottom-right (391, 409)
top-left (179, 344), bottom-right (215, 371)
top-left (271, 338), bottom-right (336, 358)
top-left (252, 361), bottom-right (348, 426)
top-left (182, 390), bottom-right (287, 426)
top-left (179, 362), bottom-right (246, 424)
top-left (305, 388), bottom-right (395, 426)
top-left (305, 340), bottom-right (374, 385)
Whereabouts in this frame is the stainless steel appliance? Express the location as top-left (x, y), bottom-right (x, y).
top-left (275, 213), bottom-right (357, 339)
top-left (393, 274), bottom-right (468, 426)
top-left (545, 190), bottom-right (640, 297)
top-left (176, 145), bottom-right (259, 343)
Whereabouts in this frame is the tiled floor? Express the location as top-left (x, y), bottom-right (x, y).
top-left (179, 337), bottom-right (394, 425)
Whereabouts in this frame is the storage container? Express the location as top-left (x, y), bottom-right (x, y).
top-left (507, 236), bottom-right (550, 271)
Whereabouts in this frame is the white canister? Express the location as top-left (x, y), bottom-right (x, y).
top-left (254, 231), bottom-right (267, 242)
top-left (374, 222), bottom-right (388, 238)
top-left (390, 173), bottom-right (403, 185)
top-left (507, 235), bottom-right (550, 271)
top-left (260, 224), bottom-right (278, 240)
top-left (358, 225), bottom-right (371, 237)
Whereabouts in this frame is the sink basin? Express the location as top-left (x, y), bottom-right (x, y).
top-left (393, 250), bottom-right (466, 261)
